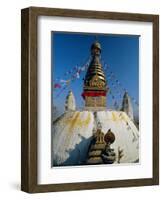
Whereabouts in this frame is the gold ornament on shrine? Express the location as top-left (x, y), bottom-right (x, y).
top-left (89, 74), bottom-right (105, 89)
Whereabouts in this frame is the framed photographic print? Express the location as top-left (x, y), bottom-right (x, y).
top-left (21, 7), bottom-right (159, 193)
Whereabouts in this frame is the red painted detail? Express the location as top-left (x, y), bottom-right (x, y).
top-left (82, 91), bottom-right (107, 99)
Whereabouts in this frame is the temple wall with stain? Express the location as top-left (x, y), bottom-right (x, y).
top-left (52, 110), bottom-right (139, 166)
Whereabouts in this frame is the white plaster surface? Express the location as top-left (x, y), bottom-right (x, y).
top-left (52, 110), bottom-right (139, 165)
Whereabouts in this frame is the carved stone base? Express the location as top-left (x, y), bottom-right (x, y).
top-left (85, 96), bottom-right (106, 107)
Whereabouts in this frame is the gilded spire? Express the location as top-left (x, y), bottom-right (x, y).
top-left (84, 41), bottom-right (107, 91)
top-left (82, 40), bottom-right (108, 108)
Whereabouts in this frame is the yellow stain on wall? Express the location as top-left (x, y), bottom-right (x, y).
top-left (64, 112), bottom-right (91, 133)
top-left (109, 111), bottom-right (129, 122)
top-left (119, 112), bottom-right (128, 122)
top-left (112, 112), bottom-right (118, 121)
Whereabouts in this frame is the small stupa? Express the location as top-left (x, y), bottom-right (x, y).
top-left (87, 128), bottom-right (116, 165)
top-left (87, 128), bottom-right (106, 164)
top-left (65, 90), bottom-right (76, 111)
top-left (121, 92), bottom-right (134, 121)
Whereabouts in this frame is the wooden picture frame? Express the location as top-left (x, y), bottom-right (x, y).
top-left (21, 7), bottom-right (159, 193)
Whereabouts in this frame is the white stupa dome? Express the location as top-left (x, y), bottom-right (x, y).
top-left (52, 110), bottom-right (139, 166)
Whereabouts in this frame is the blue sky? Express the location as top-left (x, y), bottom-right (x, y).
top-left (52, 32), bottom-right (139, 116)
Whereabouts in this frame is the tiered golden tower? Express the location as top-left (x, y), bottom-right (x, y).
top-left (82, 41), bottom-right (107, 108)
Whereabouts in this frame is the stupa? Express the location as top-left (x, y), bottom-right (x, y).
top-left (86, 128), bottom-right (116, 164)
top-left (52, 41), bottom-right (139, 166)
top-left (121, 92), bottom-right (134, 121)
top-left (86, 128), bottom-right (106, 164)
top-left (82, 42), bottom-right (107, 109)
top-left (65, 90), bottom-right (76, 111)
